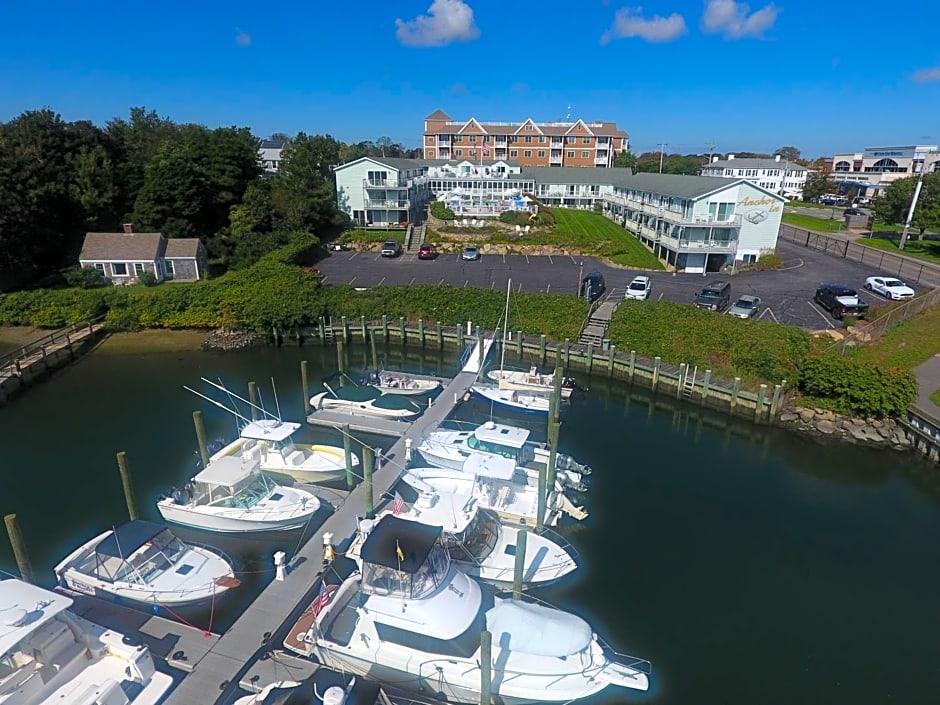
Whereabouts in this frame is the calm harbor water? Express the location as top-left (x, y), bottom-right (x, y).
top-left (2, 340), bottom-right (939, 705)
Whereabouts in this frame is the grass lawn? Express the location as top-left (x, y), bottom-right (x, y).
top-left (781, 213), bottom-right (847, 233)
top-left (544, 209), bottom-right (664, 269)
top-left (931, 388), bottom-right (940, 406)
top-left (787, 200), bottom-right (830, 209)
top-left (339, 229), bottom-right (406, 245)
top-left (851, 302), bottom-right (940, 371)
top-left (857, 236), bottom-right (940, 266)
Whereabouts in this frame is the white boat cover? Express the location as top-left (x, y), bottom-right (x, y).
top-left (464, 453), bottom-right (515, 480)
top-left (486, 599), bottom-right (593, 657)
top-left (239, 419), bottom-right (302, 442)
top-left (193, 455), bottom-right (254, 487)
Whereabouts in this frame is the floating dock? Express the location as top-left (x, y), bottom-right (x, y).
top-left (305, 409), bottom-right (414, 437)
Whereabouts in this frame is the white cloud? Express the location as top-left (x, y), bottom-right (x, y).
top-left (395, 0), bottom-right (480, 48)
top-left (701, 0), bottom-right (779, 39)
top-left (912, 67), bottom-right (940, 82)
top-left (235, 28), bottom-right (251, 46)
top-left (601, 7), bottom-right (688, 44)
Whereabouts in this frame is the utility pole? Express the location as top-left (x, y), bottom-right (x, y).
top-left (899, 151), bottom-right (930, 251)
top-left (658, 143), bottom-right (668, 174)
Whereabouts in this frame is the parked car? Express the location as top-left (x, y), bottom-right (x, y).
top-left (843, 207), bottom-right (866, 216)
top-left (813, 284), bottom-right (870, 319)
top-left (693, 281), bottom-right (732, 312)
top-left (727, 295), bottom-right (762, 319)
top-left (865, 276), bottom-right (915, 300)
top-left (381, 240), bottom-right (402, 257)
top-left (580, 272), bottom-right (606, 303)
top-left (624, 276), bottom-right (651, 301)
top-left (418, 243), bottom-right (437, 260)
top-left (462, 246), bottom-right (480, 261)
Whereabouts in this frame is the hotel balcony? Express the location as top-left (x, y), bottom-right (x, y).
top-left (594, 155), bottom-right (609, 165)
top-left (437, 138), bottom-right (451, 147)
top-left (628, 222), bottom-right (737, 253)
top-left (550, 152), bottom-right (563, 164)
top-left (364, 199), bottom-right (410, 209)
top-left (363, 179), bottom-right (406, 189)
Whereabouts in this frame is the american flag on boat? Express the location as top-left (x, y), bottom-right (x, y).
top-left (311, 582), bottom-right (333, 617)
top-left (392, 492), bottom-right (405, 515)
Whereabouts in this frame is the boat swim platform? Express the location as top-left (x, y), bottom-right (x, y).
top-left (160, 368), bottom-right (481, 705)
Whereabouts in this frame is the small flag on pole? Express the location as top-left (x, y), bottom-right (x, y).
top-left (311, 582), bottom-right (332, 618)
top-left (396, 540), bottom-right (405, 563)
top-left (482, 140), bottom-right (490, 156)
top-left (392, 492), bottom-right (405, 515)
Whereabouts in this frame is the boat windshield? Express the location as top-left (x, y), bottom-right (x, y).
top-left (457, 510), bottom-right (499, 560)
top-left (116, 530), bottom-right (189, 583)
top-left (466, 435), bottom-right (519, 462)
top-left (206, 474), bottom-right (274, 509)
top-left (361, 545), bottom-right (451, 599)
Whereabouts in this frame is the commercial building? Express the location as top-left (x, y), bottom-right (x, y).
top-left (422, 110), bottom-right (628, 168)
top-left (333, 157), bottom-right (785, 273)
top-left (700, 154), bottom-right (809, 199)
top-left (829, 145), bottom-right (940, 197)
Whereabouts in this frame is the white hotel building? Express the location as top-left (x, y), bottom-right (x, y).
top-left (333, 157), bottom-right (785, 274)
top-left (830, 145), bottom-right (940, 198)
top-left (700, 154), bottom-right (809, 199)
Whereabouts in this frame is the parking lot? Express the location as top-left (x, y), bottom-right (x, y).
top-left (315, 238), bottom-right (909, 331)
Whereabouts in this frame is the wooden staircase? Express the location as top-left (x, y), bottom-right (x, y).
top-left (577, 288), bottom-right (623, 346)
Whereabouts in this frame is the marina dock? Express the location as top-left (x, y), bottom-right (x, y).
top-left (159, 362), bottom-right (483, 704)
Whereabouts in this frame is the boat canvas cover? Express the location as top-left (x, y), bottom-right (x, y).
top-left (474, 423), bottom-right (529, 448)
top-left (360, 515), bottom-right (443, 573)
top-left (465, 453), bottom-right (515, 480)
top-left (193, 455), bottom-right (254, 487)
top-left (95, 520), bottom-right (167, 558)
top-left (239, 419), bottom-right (302, 442)
top-left (0, 579), bottom-right (73, 655)
top-left (486, 599), bottom-right (593, 658)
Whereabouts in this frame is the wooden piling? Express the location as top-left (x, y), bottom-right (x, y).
top-left (193, 411), bottom-right (209, 468)
top-left (116, 452), bottom-right (139, 521)
top-left (701, 370), bottom-right (712, 407)
top-left (512, 529), bottom-right (528, 599)
top-left (418, 319), bottom-right (425, 347)
top-left (676, 363), bottom-right (687, 400)
top-left (516, 330), bottom-right (523, 358)
top-left (4, 514), bottom-right (34, 583)
top-left (479, 630), bottom-right (492, 705)
top-left (343, 424), bottom-right (355, 490)
top-left (539, 335), bottom-right (547, 365)
top-left (317, 316), bottom-right (326, 344)
top-left (564, 338), bottom-right (570, 370)
top-left (730, 377), bottom-right (742, 411)
top-left (301, 361), bottom-right (310, 415)
top-left (436, 321), bottom-right (443, 350)
top-left (337, 338), bottom-right (346, 386)
top-left (628, 350), bottom-right (636, 381)
top-left (341, 316), bottom-right (349, 344)
top-left (607, 344), bottom-right (616, 377)
top-left (382, 315), bottom-right (389, 342)
top-left (362, 445), bottom-right (375, 519)
top-left (651, 356), bottom-right (661, 391)
top-left (399, 316), bottom-right (406, 343)
top-left (755, 384), bottom-right (768, 423)
top-left (770, 380), bottom-right (786, 417)
top-left (248, 381), bottom-right (259, 420)
top-left (360, 316), bottom-right (367, 342)
top-left (586, 342), bottom-right (594, 376)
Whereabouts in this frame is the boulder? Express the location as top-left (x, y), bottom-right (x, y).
top-left (779, 411), bottom-right (799, 423)
top-left (815, 419), bottom-right (837, 434)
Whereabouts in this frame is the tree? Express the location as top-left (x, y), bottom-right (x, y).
top-left (801, 172), bottom-right (837, 203)
top-left (776, 146), bottom-right (801, 162)
top-left (873, 172), bottom-right (940, 236)
top-left (614, 150), bottom-right (638, 172)
top-left (132, 143), bottom-right (209, 237)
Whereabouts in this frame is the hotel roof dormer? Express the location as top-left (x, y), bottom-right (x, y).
top-left (457, 118), bottom-right (488, 135)
top-left (564, 119), bottom-right (594, 136)
top-left (512, 118), bottom-right (543, 135)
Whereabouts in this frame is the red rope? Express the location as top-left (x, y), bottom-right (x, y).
top-left (155, 600), bottom-right (204, 634)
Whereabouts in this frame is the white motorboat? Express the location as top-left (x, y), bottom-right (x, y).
top-left (487, 365), bottom-right (575, 399)
top-left (417, 420), bottom-right (591, 492)
top-left (364, 370), bottom-right (442, 396)
top-left (54, 520), bottom-right (239, 607)
top-left (349, 489), bottom-right (578, 587)
top-left (232, 667), bottom-right (444, 705)
top-left (471, 383), bottom-right (552, 414)
top-left (283, 515), bottom-right (650, 704)
top-left (402, 456), bottom-right (587, 527)
top-left (0, 577), bottom-right (173, 705)
top-left (190, 380), bottom-right (357, 484)
top-left (157, 454), bottom-right (321, 532)
top-left (310, 381), bottom-right (422, 420)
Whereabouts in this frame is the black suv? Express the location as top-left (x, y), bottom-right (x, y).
top-left (693, 281), bottom-right (732, 311)
top-left (814, 284), bottom-right (869, 319)
top-left (580, 272), bottom-right (606, 302)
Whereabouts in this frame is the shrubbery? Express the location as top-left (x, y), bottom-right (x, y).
top-left (62, 266), bottom-right (108, 289)
top-left (430, 201), bottom-right (456, 220)
top-left (797, 355), bottom-right (917, 418)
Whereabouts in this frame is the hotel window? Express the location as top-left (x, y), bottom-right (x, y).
top-left (538, 150), bottom-right (545, 157)
top-left (567, 137), bottom-right (576, 144)
top-left (539, 136), bottom-right (546, 143)
top-left (427, 135), bottom-right (435, 143)
top-left (470, 149), bottom-right (476, 156)
top-left (456, 149), bottom-right (463, 156)
top-left (469, 135), bottom-right (476, 143)
top-left (525, 124), bottom-right (533, 131)
top-left (524, 150), bottom-right (532, 157)
top-left (567, 151), bottom-right (575, 158)
top-left (134, 263), bottom-right (144, 275)
top-left (581, 151), bottom-right (590, 158)
top-left (510, 150), bottom-right (518, 157)
top-left (582, 137), bottom-right (591, 144)
top-left (113, 263), bottom-right (128, 276)
top-left (524, 136), bottom-right (532, 143)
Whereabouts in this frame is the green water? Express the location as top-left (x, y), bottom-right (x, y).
top-left (1, 342), bottom-right (939, 705)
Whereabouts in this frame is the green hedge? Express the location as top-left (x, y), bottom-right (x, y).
top-left (797, 356), bottom-right (917, 418)
top-left (430, 201), bottom-right (456, 220)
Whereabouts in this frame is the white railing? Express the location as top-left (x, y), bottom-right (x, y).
top-left (364, 199), bottom-right (410, 209)
top-left (363, 180), bottom-right (405, 189)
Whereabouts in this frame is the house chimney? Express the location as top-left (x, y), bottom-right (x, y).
top-left (123, 223), bottom-right (134, 234)
top-left (712, 155), bottom-right (719, 163)
top-left (728, 154), bottom-right (735, 160)
top-left (775, 154), bottom-right (781, 162)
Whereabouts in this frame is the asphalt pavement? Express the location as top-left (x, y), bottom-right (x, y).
top-left (315, 239), bottom-right (915, 332)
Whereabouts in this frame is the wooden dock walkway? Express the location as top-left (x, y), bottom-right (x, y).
top-left (161, 368), bottom-right (482, 705)
top-left (305, 409), bottom-right (414, 437)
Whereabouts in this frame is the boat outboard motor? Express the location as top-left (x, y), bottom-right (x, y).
top-left (368, 370), bottom-right (380, 385)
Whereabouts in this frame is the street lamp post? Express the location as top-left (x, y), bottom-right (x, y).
top-left (899, 152), bottom-right (930, 251)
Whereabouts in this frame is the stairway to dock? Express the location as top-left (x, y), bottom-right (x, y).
top-left (577, 289), bottom-right (622, 346)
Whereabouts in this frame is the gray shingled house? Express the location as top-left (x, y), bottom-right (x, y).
top-left (78, 224), bottom-right (206, 284)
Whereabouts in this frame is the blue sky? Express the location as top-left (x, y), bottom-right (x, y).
top-left (1, 0), bottom-right (938, 158)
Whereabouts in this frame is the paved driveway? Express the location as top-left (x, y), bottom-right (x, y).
top-left (316, 240), bottom-right (912, 331)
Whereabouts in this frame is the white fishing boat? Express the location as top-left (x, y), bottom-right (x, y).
top-left (417, 420), bottom-right (591, 492)
top-left (0, 578), bottom-right (173, 705)
top-left (349, 489), bottom-right (578, 587)
top-left (487, 366), bottom-right (575, 399)
top-left (232, 669), bottom-right (442, 705)
top-left (471, 383), bottom-right (552, 414)
top-left (190, 379), bottom-right (357, 484)
top-left (402, 456), bottom-right (587, 527)
top-left (283, 515), bottom-right (650, 704)
top-left (310, 381), bottom-right (422, 420)
top-left (364, 370), bottom-right (442, 396)
top-left (157, 455), bottom-right (321, 533)
top-left (54, 520), bottom-right (239, 607)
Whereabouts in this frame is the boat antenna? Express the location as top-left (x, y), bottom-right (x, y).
top-left (185, 385), bottom-right (253, 427)
top-left (500, 278), bottom-right (511, 373)
top-left (215, 378), bottom-right (245, 429)
top-left (199, 378), bottom-right (278, 422)
top-left (271, 377), bottom-right (283, 422)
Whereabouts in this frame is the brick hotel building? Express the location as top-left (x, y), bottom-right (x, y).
top-left (422, 110), bottom-right (629, 168)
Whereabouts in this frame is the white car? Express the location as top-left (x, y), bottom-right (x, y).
top-left (624, 275), bottom-right (652, 300)
top-left (865, 276), bottom-right (915, 300)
